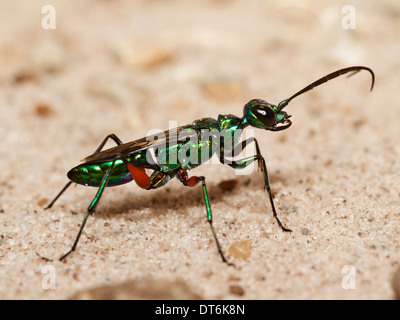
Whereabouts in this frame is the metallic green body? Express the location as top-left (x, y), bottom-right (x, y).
top-left (67, 116), bottom-right (245, 188)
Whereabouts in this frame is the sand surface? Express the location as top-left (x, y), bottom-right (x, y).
top-left (1, 0), bottom-right (399, 299)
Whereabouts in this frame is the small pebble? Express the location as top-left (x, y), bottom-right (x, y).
top-left (138, 48), bottom-right (173, 69)
top-left (280, 202), bottom-right (297, 213)
top-left (35, 104), bottom-right (54, 118)
top-left (301, 228), bottom-right (309, 235)
top-left (229, 284), bottom-right (245, 296)
top-left (228, 240), bottom-right (252, 259)
top-left (227, 274), bottom-right (241, 282)
top-left (111, 38), bottom-right (173, 69)
top-left (13, 70), bottom-right (37, 84)
top-left (38, 198), bottom-right (49, 207)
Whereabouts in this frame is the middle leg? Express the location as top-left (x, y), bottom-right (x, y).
top-left (177, 170), bottom-right (233, 266)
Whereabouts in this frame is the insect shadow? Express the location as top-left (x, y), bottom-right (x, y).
top-left (80, 174), bottom-right (256, 220)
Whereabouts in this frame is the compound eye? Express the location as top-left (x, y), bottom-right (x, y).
top-left (252, 105), bottom-right (276, 127)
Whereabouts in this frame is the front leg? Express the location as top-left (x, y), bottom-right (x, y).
top-left (220, 137), bottom-right (292, 233)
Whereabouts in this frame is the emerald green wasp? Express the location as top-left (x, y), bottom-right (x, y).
top-left (45, 66), bottom-right (374, 264)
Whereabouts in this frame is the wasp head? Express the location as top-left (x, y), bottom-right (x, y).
top-left (243, 99), bottom-right (292, 131)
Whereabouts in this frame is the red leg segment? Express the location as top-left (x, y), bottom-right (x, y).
top-left (126, 162), bottom-right (151, 189)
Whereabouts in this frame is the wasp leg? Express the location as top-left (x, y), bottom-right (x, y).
top-left (177, 170), bottom-right (234, 266)
top-left (44, 181), bottom-right (73, 210)
top-left (45, 134), bottom-right (123, 210)
top-left (59, 156), bottom-right (119, 261)
top-left (220, 137), bottom-right (292, 233)
top-left (92, 133), bottom-right (123, 154)
top-left (220, 137), bottom-right (264, 172)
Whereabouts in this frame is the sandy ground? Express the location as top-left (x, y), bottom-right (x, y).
top-left (1, 0), bottom-right (400, 300)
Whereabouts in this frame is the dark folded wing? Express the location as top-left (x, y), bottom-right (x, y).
top-left (82, 125), bottom-right (197, 163)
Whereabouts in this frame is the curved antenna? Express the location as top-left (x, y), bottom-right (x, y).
top-left (277, 66), bottom-right (375, 111)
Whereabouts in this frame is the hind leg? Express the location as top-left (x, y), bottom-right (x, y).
top-left (45, 134), bottom-right (123, 209)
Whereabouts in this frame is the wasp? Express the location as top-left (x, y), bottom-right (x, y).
top-left (45, 66), bottom-right (374, 264)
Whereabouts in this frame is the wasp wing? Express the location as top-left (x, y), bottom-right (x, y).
top-left (82, 124), bottom-right (201, 164)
